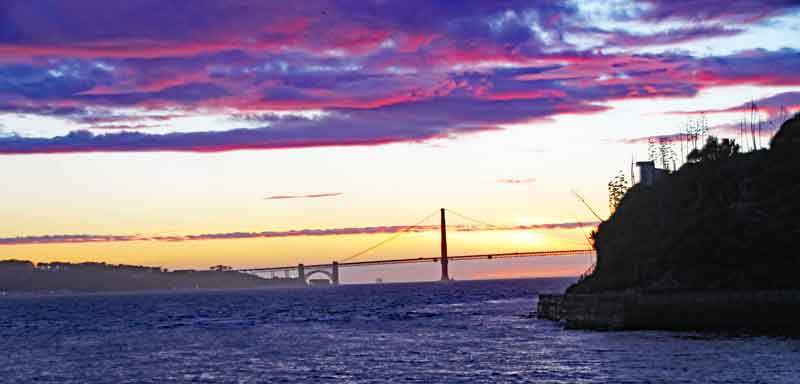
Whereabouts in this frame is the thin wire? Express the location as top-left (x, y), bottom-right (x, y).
top-left (571, 212), bottom-right (594, 249)
top-left (571, 190), bottom-right (604, 221)
top-left (341, 210), bottom-right (439, 262)
top-left (444, 209), bottom-right (498, 228)
top-left (571, 212), bottom-right (597, 270)
top-left (448, 208), bottom-right (594, 254)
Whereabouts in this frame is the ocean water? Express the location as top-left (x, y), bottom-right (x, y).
top-left (1, 278), bottom-right (799, 383)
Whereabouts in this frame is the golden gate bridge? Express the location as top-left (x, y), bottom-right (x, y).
top-left (237, 209), bottom-right (595, 285)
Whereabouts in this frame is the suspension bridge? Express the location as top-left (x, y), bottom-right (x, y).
top-left (237, 208), bottom-right (595, 285)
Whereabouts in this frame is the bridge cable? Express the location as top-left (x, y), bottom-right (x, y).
top-left (447, 208), bottom-right (596, 256)
top-left (444, 208), bottom-right (498, 229)
top-left (570, 212), bottom-right (598, 279)
top-left (570, 189), bottom-right (604, 222)
top-left (340, 210), bottom-right (439, 262)
top-left (571, 212), bottom-right (595, 250)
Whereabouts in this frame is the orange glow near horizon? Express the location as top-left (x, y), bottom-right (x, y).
top-left (467, 266), bottom-right (586, 280)
top-left (0, 227), bottom-right (593, 276)
top-left (1, 1), bottom-right (799, 286)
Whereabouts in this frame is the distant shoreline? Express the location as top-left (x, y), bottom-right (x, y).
top-left (0, 285), bottom-right (307, 299)
top-left (0, 276), bottom-right (579, 298)
top-left (0, 259), bottom-right (306, 293)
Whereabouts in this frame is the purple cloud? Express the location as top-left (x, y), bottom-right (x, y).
top-left (265, 192), bottom-right (342, 200)
top-left (0, 88), bottom-right (613, 153)
top-left (0, 110), bottom-right (502, 154)
top-left (0, 220), bottom-right (599, 245)
top-left (691, 49), bottom-right (800, 87)
top-left (498, 178), bottom-right (536, 184)
top-left (637, 0), bottom-right (800, 23)
top-left (621, 132), bottom-right (697, 145)
top-left (0, 234), bottom-right (144, 245)
top-left (668, 91), bottom-right (800, 116)
top-left (1, 2), bottom-right (799, 154)
top-left (599, 25), bottom-right (743, 48)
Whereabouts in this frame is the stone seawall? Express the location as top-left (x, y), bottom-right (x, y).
top-left (537, 291), bottom-right (800, 332)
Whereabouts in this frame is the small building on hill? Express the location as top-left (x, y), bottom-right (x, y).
top-left (635, 161), bottom-right (668, 186)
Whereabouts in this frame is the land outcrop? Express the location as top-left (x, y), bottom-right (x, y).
top-left (569, 114), bottom-right (800, 294)
top-left (0, 260), bottom-right (303, 292)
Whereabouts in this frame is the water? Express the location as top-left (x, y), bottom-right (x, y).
top-left (1, 278), bottom-right (799, 383)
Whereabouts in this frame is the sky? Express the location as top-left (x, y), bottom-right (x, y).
top-left (1, 1), bottom-right (799, 283)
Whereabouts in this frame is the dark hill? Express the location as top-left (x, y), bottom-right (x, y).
top-left (569, 115), bottom-right (800, 293)
top-left (0, 260), bottom-right (304, 292)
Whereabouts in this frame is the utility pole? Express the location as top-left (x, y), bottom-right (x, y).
top-left (751, 101), bottom-right (758, 151)
top-left (440, 208), bottom-right (450, 281)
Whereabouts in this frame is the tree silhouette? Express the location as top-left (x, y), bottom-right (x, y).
top-left (607, 171), bottom-right (629, 212)
top-left (686, 136), bottom-right (740, 163)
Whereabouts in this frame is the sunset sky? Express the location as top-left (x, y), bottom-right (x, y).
top-left (1, 1), bottom-right (799, 282)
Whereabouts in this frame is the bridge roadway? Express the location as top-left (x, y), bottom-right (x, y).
top-left (237, 210), bottom-right (594, 284)
top-left (237, 248), bottom-right (594, 273)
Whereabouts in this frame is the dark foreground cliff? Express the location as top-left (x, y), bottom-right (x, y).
top-left (574, 115), bottom-right (800, 294)
top-left (0, 260), bottom-right (304, 293)
top-left (540, 114), bottom-right (800, 331)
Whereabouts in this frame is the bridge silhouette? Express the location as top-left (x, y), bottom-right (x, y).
top-left (237, 208), bottom-right (595, 285)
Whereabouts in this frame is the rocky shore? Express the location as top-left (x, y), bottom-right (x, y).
top-left (538, 291), bottom-right (800, 332)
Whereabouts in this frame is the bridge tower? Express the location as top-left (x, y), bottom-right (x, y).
top-left (440, 208), bottom-right (450, 281)
top-left (332, 261), bottom-right (340, 286)
top-left (297, 263), bottom-right (306, 285)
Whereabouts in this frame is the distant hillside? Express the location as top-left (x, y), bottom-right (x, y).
top-left (0, 260), bottom-right (304, 292)
top-left (569, 114), bottom-right (800, 293)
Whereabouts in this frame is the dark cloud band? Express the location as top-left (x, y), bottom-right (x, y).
top-left (265, 192), bottom-right (343, 200)
top-left (1, 2), bottom-right (798, 154)
top-left (0, 221), bottom-right (599, 246)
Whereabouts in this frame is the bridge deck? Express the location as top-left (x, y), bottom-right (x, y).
top-left (237, 249), bottom-right (594, 273)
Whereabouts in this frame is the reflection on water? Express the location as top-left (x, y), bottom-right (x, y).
top-left (1, 278), bottom-right (798, 383)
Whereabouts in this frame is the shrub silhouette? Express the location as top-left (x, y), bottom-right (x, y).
top-left (686, 136), bottom-right (740, 163)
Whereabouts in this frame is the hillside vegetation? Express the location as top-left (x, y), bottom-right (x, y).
top-left (569, 115), bottom-right (800, 293)
top-left (0, 260), bottom-right (303, 292)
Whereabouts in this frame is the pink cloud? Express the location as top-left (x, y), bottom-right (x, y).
top-left (498, 178), bottom-right (537, 184)
top-left (264, 192), bottom-right (343, 200)
top-left (667, 92), bottom-right (800, 117)
top-left (2, 3), bottom-right (799, 156)
top-left (0, 221), bottom-right (599, 246)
